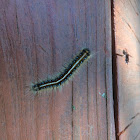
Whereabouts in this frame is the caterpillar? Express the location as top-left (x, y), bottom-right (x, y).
top-left (32, 48), bottom-right (90, 91)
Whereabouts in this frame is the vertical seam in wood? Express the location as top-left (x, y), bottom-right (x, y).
top-left (83, 0), bottom-right (89, 138)
top-left (95, 9), bottom-right (99, 139)
top-left (111, 0), bottom-right (119, 140)
top-left (72, 81), bottom-right (74, 140)
top-left (87, 62), bottom-right (89, 140)
top-left (3, 100), bottom-right (8, 140)
top-left (104, 0), bottom-right (108, 139)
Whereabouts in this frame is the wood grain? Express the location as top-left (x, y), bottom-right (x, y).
top-left (0, 0), bottom-right (115, 139)
top-left (114, 0), bottom-right (140, 139)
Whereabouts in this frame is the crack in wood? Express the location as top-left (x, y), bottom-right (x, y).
top-left (117, 122), bottom-right (133, 137)
top-left (130, 113), bottom-right (140, 120)
top-left (115, 9), bottom-right (140, 44)
top-left (134, 130), bottom-right (140, 140)
top-left (128, 0), bottom-right (139, 16)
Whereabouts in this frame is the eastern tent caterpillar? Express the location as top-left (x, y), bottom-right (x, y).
top-left (32, 48), bottom-right (90, 91)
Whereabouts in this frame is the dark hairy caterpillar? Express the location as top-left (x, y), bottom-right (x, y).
top-left (32, 48), bottom-right (90, 91)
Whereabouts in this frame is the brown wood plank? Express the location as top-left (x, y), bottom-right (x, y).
top-left (114, 0), bottom-right (140, 139)
top-left (0, 0), bottom-right (115, 139)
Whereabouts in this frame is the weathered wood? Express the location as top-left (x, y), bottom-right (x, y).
top-left (114, 0), bottom-right (140, 139)
top-left (0, 0), bottom-right (115, 139)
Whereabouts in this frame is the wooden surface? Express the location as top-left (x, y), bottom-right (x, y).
top-left (0, 0), bottom-right (115, 140)
top-left (114, 0), bottom-right (140, 139)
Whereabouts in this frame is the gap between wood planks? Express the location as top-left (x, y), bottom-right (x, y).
top-left (111, 0), bottom-right (119, 140)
